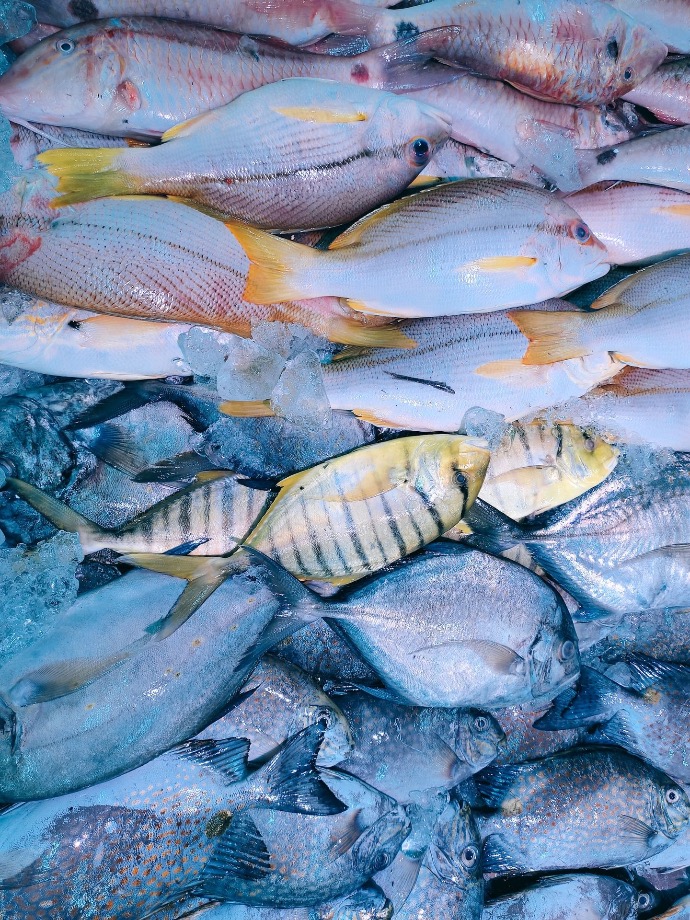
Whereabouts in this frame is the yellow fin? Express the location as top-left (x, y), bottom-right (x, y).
top-left (345, 299), bottom-right (404, 318)
top-left (508, 310), bottom-right (589, 365)
top-left (352, 408), bottom-right (404, 428)
top-left (326, 317), bottom-right (417, 349)
top-left (611, 352), bottom-right (651, 366)
top-left (227, 221), bottom-right (314, 304)
top-left (272, 105), bottom-right (367, 124)
top-left (407, 174), bottom-right (442, 188)
top-left (119, 552), bottom-right (223, 580)
top-left (591, 271), bottom-right (639, 309)
top-left (474, 358), bottom-right (539, 379)
top-left (38, 147), bottom-right (135, 207)
top-left (219, 399), bottom-right (275, 418)
top-left (161, 110), bottom-right (214, 142)
top-left (328, 196), bottom-right (414, 250)
top-left (464, 256), bottom-right (537, 272)
top-left (194, 470), bottom-right (235, 482)
top-left (657, 203), bottom-right (690, 217)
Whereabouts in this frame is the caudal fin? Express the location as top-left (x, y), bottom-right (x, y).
top-left (228, 222), bottom-right (321, 304)
top-left (508, 309), bottom-right (590, 365)
top-left (37, 147), bottom-right (140, 207)
top-left (7, 477), bottom-right (108, 553)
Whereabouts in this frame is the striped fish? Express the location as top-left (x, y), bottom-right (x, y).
top-left (480, 422), bottom-right (619, 521)
top-left (244, 434), bottom-right (490, 586)
top-left (8, 471), bottom-right (272, 556)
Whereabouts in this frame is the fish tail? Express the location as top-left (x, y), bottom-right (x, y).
top-left (37, 147), bottom-right (140, 206)
top-left (365, 31), bottom-right (464, 90)
top-left (535, 665), bottom-right (623, 731)
top-left (508, 309), bottom-right (590, 365)
top-left (227, 222), bottom-right (323, 304)
top-left (325, 316), bottom-right (417, 349)
top-left (7, 477), bottom-right (109, 553)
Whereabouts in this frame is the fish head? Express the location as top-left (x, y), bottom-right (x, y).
top-left (350, 804), bottom-right (411, 878)
top-left (602, 10), bottom-right (668, 100)
top-left (557, 425), bottom-right (619, 490)
top-left (0, 20), bottom-right (128, 131)
top-left (369, 94), bottom-right (452, 173)
top-left (455, 709), bottom-right (505, 773)
top-left (409, 435), bottom-right (490, 526)
top-left (655, 777), bottom-right (690, 839)
top-left (425, 800), bottom-right (482, 899)
top-left (301, 693), bottom-right (354, 767)
top-left (527, 602), bottom-right (580, 703)
top-left (539, 196), bottom-right (610, 290)
top-left (318, 884), bottom-right (393, 920)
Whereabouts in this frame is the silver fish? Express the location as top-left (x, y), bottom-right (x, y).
top-left (624, 56), bottom-right (690, 124)
top-left (609, 0), bottom-right (690, 53)
top-left (483, 873), bottom-right (639, 920)
top-left (578, 126), bottom-right (690, 193)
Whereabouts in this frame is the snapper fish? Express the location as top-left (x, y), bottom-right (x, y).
top-left (577, 126), bottom-right (690, 193)
top-left (609, 0), bottom-right (690, 53)
top-left (624, 56), bottom-right (690, 125)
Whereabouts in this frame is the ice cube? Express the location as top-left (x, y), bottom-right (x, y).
top-left (270, 349), bottom-right (332, 430)
top-left (0, 0), bottom-right (34, 44)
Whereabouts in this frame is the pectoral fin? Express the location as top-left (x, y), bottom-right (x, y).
top-left (8, 652), bottom-right (132, 707)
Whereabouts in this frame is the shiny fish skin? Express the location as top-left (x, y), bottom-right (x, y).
top-left (476, 748), bottom-right (690, 873)
top-left (418, 140), bottom-right (540, 186)
top-left (609, 0), bottom-right (690, 53)
top-left (566, 182), bottom-right (690, 265)
top-left (334, 693), bottom-right (504, 801)
top-left (578, 126), bottom-right (690, 193)
top-left (624, 56), bottom-right (690, 124)
top-left (9, 121), bottom-right (129, 170)
top-left (0, 17), bottom-right (456, 138)
top-left (40, 79), bottom-right (451, 231)
top-left (483, 874), bottom-right (639, 920)
top-left (164, 886), bottom-right (394, 919)
top-left (230, 180), bottom-right (610, 318)
top-left (353, 0), bottom-right (668, 105)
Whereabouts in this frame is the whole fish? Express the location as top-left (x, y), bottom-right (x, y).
top-left (8, 469), bottom-right (272, 556)
top-left (483, 874), bottom-right (639, 920)
top-left (0, 724), bottom-right (346, 920)
top-left (0, 289), bottom-right (193, 380)
top-left (463, 453), bottom-right (690, 616)
top-left (566, 182), bottom-right (690, 265)
top-left (578, 126), bottom-right (690, 193)
top-left (316, 302), bottom-right (623, 431)
top-left (40, 79), bottom-right (451, 231)
top-left (395, 800), bottom-right (483, 920)
top-left (510, 254), bottom-right (690, 368)
top-left (342, 0), bottom-right (667, 105)
top-left (476, 748), bottom-right (690, 873)
top-left (228, 180), bottom-right (610, 319)
top-left (624, 56), bottom-right (690, 124)
top-left (0, 17), bottom-right (455, 138)
top-left (333, 693), bottom-right (504, 801)
top-left (480, 421), bottom-right (619, 521)
top-left (0, 194), bottom-right (410, 348)
top-left (609, 0), bottom-right (690, 53)
top-left (196, 655), bottom-right (353, 767)
top-left (538, 656), bottom-right (690, 783)
top-left (0, 552), bottom-right (323, 800)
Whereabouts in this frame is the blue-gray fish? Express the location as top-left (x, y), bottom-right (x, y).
top-left (483, 873), bottom-right (639, 920)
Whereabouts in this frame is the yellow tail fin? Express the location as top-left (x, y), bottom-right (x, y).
top-left (38, 147), bottom-right (139, 207)
top-left (508, 309), bottom-right (589, 365)
top-left (220, 399), bottom-right (276, 418)
top-left (228, 222), bottom-right (320, 305)
top-left (326, 316), bottom-right (416, 349)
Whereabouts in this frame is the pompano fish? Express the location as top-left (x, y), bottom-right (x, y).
top-left (333, 693), bottom-right (504, 801)
top-left (577, 126), bottom-right (690, 193)
top-left (483, 874), bottom-right (639, 920)
top-left (609, 0), bottom-right (690, 53)
top-left (0, 17), bottom-right (456, 138)
top-left (348, 0), bottom-right (667, 104)
top-left (476, 748), bottom-right (690, 873)
top-left (566, 182), bottom-right (690, 265)
top-left (0, 194), bottom-right (409, 347)
top-left (510, 254), bottom-right (690, 368)
top-left (624, 56), bottom-right (690, 124)
top-left (0, 724), bottom-right (345, 920)
top-left (0, 290), bottom-right (192, 380)
top-left (7, 469), bottom-right (272, 555)
top-left (480, 421), bottom-right (619, 521)
top-left (38, 79), bottom-right (451, 231)
top-left (227, 180), bottom-right (610, 318)
top-left (538, 656), bottom-right (690, 783)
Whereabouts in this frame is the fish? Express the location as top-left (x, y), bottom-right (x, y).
top-left (510, 254), bottom-right (690, 368)
top-left (463, 452), bottom-right (690, 616)
top-left (0, 17), bottom-right (456, 138)
top-left (479, 421), bottom-right (619, 521)
top-left (409, 75), bottom-right (645, 190)
top-left (0, 289), bottom-right (193, 380)
top-left (226, 179), bottom-right (610, 319)
top-left (0, 551), bottom-right (327, 800)
top-left (0, 723), bottom-right (346, 920)
top-left (483, 873), bottom-right (639, 920)
top-left (417, 140), bottom-right (543, 187)
top-left (346, 0), bottom-right (668, 105)
top-left (0, 193), bottom-right (411, 348)
top-left (624, 56), bottom-right (690, 124)
top-left (333, 693), bottom-right (504, 801)
top-left (38, 78), bottom-right (451, 231)
top-left (609, 0), bottom-right (690, 53)
top-left (8, 120), bottom-right (131, 170)
top-left (395, 799), bottom-right (483, 920)
top-left (490, 702), bottom-right (585, 765)
top-left (476, 747), bottom-right (690, 873)
top-left (317, 301), bottom-right (623, 432)
top-left (566, 182), bottom-right (690, 265)
top-left (7, 469), bottom-right (273, 556)
top-left (537, 656), bottom-right (690, 783)
top-left (196, 655), bottom-right (353, 767)
top-left (577, 126), bottom-right (690, 193)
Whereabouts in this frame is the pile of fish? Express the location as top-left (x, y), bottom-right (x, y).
top-left (2, 0), bottom-right (690, 917)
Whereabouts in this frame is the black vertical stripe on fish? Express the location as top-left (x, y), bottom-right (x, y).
top-left (413, 484), bottom-right (445, 535)
top-left (379, 492), bottom-right (409, 558)
top-left (160, 500), bottom-right (171, 535)
top-left (283, 510), bottom-right (307, 575)
top-left (334, 478), bottom-right (371, 573)
top-left (407, 508), bottom-right (426, 546)
top-left (554, 425), bottom-right (564, 459)
top-left (361, 492), bottom-right (392, 567)
top-left (299, 495), bottom-right (335, 578)
top-left (140, 513), bottom-right (155, 543)
top-left (203, 482), bottom-right (211, 535)
top-left (516, 423), bottom-right (532, 459)
top-left (454, 471), bottom-right (469, 515)
top-left (179, 492), bottom-right (192, 539)
top-left (384, 371), bottom-right (455, 395)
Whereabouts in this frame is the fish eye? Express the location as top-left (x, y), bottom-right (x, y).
top-left (624, 66), bottom-right (634, 81)
top-left (559, 640), bottom-right (576, 661)
top-left (473, 715), bottom-right (489, 732)
top-left (461, 845), bottom-right (478, 868)
top-left (606, 38), bottom-right (619, 59)
top-left (454, 470), bottom-right (467, 485)
top-left (56, 38), bottom-right (76, 54)
top-left (666, 787), bottom-right (681, 804)
top-left (408, 137), bottom-right (431, 166)
top-left (373, 851), bottom-right (391, 871)
top-left (570, 221), bottom-right (591, 244)
top-left (637, 893), bottom-right (652, 910)
top-left (584, 437), bottom-right (595, 451)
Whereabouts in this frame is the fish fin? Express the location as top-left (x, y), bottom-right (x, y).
top-left (227, 222), bottom-right (317, 304)
top-left (133, 452), bottom-right (219, 484)
top-left (6, 477), bottom-right (108, 551)
top-left (597, 711), bottom-right (638, 752)
top-left (481, 834), bottom-right (526, 874)
top-left (329, 196), bottom-right (414, 250)
top-left (219, 399), bottom-right (275, 419)
top-left (508, 309), bottom-right (589, 365)
top-left (407, 174), bottom-right (442, 188)
top-left (161, 110), bottom-right (214, 142)
top-left (624, 654), bottom-right (690, 693)
top-left (619, 815), bottom-right (658, 845)
top-left (256, 721), bottom-right (345, 815)
top-left (465, 256), bottom-right (538, 272)
top-left (166, 538), bottom-right (210, 555)
top-left (193, 470), bottom-right (235, 483)
top-left (534, 666), bottom-right (622, 730)
top-left (38, 146), bottom-right (136, 207)
top-left (475, 763), bottom-right (525, 809)
top-left (411, 732), bottom-right (463, 783)
top-left (0, 848), bottom-right (48, 889)
top-left (235, 477), bottom-right (277, 491)
top-left (352, 408), bottom-right (408, 428)
top-left (202, 812), bottom-right (274, 887)
top-left (385, 371), bottom-right (454, 394)
top-left (328, 808), bottom-right (366, 858)
top-left (85, 423), bottom-right (148, 476)
top-left (65, 383), bottom-right (159, 430)
top-left (591, 272), bottom-right (641, 309)
top-left (343, 298), bottom-right (402, 317)
top-left (272, 105), bottom-right (367, 124)
top-left (415, 638), bottom-right (525, 675)
top-left (7, 651), bottom-right (132, 707)
top-left (325, 317), bottom-right (416, 349)
top-left (376, 852), bottom-right (421, 910)
top-left (460, 499), bottom-right (524, 554)
top-left (474, 357), bottom-right (545, 379)
top-left (174, 737), bottom-right (251, 783)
